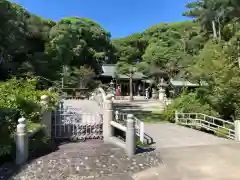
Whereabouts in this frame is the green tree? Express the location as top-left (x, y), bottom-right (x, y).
top-left (188, 41), bottom-right (240, 119)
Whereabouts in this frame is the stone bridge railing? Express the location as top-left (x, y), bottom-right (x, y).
top-left (15, 95), bottom-right (52, 165)
top-left (113, 110), bottom-right (145, 143)
top-left (90, 87), bottom-right (107, 108)
top-left (175, 111), bottom-right (240, 141)
top-left (91, 87), bottom-right (143, 156)
top-left (102, 93), bottom-right (138, 157)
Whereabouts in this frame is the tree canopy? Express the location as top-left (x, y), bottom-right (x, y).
top-left (0, 1), bottom-right (115, 88)
top-left (2, 0), bottom-right (240, 119)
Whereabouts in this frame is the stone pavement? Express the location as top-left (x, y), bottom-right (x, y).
top-left (133, 143), bottom-right (240, 180)
top-left (132, 123), bottom-right (240, 180)
top-left (1, 140), bottom-right (162, 180)
top-left (144, 123), bottom-right (235, 149)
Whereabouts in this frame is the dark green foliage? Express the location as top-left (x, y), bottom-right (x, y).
top-left (29, 128), bottom-right (52, 156)
top-left (0, 78), bottom-right (58, 160)
top-left (163, 92), bottom-right (218, 122)
top-left (112, 21), bottom-right (205, 79)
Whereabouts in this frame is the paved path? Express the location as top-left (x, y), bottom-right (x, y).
top-left (144, 123), bottom-right (235, 149)
top-left (132, 123), bottom-right (240, 180)
top-left (133, 143), bottom-right (240, 180)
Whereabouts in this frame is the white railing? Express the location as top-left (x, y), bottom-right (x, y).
top-left (114, 110), bottom-right (145, 143)
top-left (175, 112), bottom-right (235, 140)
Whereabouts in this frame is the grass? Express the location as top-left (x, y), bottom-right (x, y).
top-left (181, 123), bottom-right (234, 139)
top-left (136, 137), bottom-right (150, 148)
top-left (113, 127), bottom-right (150, 148)
top-left (134, 111), bottom-right (167, 123)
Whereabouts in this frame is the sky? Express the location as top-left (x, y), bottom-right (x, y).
top-left (10, 0), bottom-right (192, 38)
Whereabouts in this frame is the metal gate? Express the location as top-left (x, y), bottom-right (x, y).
top-left (52, 106), bottom-right (103, 141)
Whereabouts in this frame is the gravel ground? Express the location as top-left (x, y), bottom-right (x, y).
top-left (0, 140), bottom-right (162, 180)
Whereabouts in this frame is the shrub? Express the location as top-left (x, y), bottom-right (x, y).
top-left (29, 128), bottom-right (52, 157)
top-left (214, 124), bottom-right (234, 138)
top-left (163, 92), bottom-right (218, 122)
top-left (215, 127), bottom-right (229, 138)
top-left (0, 77), bottom-right (59, 160)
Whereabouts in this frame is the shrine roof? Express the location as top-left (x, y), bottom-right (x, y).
top-left (101, 64), bottom-right (146, 79)
top-left (170, 78), bottom-right (208, 87)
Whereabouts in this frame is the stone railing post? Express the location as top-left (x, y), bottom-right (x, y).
top-left (175, 111), bottom-right (179, 124)
top-left (16, 117), bottom-right (28, 165)
top-left (103, 96), bottom-right (113, 142)
top-left (126, 114), bottom-right (136, 157)
top-left (40, 95), bottom-right (52, 137)
top-left (234, 120), bottom-right (240, 141)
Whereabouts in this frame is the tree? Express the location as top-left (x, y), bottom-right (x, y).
top-left (188, 41), bottom-right (240, 119)
top-left (61, 66), bottom-right (95, 88)
top-left (45, 17), bottom-right (114, 83)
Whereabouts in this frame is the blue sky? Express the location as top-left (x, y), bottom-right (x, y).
top-left (10, 0), bottom-right (191, 38)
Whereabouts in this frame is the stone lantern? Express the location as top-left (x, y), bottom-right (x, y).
top-left (147, 66), bottom-right (169, 100)
top-left (157, 78), bottom-right (168, 101)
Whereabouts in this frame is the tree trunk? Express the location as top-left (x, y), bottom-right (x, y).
top-left (217, 17), bottom-right (221, 42)
top-left (129, 72), bottom-right (133, 101)
top-left (212, 20), bottom-right (218, 39)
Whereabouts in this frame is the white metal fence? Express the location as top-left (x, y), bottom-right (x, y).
top-left (175, 112), bottom-right (235, 140)
top-left (52, 107), bottom-right (103, 141)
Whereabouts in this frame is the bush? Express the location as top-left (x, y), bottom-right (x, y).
top-left (0, 77), bottom-right (59, 160)
top-left (163, 92), bottom-right (218, 122)
top-left (214, 124), bottom-right (234, 138)
top-left (215, 127), bottom-right (229, 138)
top-left (29, 128), bottom-right (52, 157)
top-left (0, 122), bottom-right (15, 162)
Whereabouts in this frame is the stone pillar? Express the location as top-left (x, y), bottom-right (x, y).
top-left (145, 88), bottom-right (149, 99)
top-left (40, 95), bottom-right (52, 137)
top-left (126, 114), bottom-right (136, 157)
top-left (139, 121), bottom-right (144, 143)
top-left (175, 111), bottom-right (179, 124)
top-left (103, 98), bottom-right (113, 142)
top-left (16, 117), bottom-right (28, 165)
top-left (115, 110), bottom-right (119, 122)
top-left (41, 95), bottom-right (49, 106)
top-left (158, 87), bottom-right (166, 101)
top-left (234, 120), bottom-right (240, 141)
top-left (152, 89), bottom-right (156, 99)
